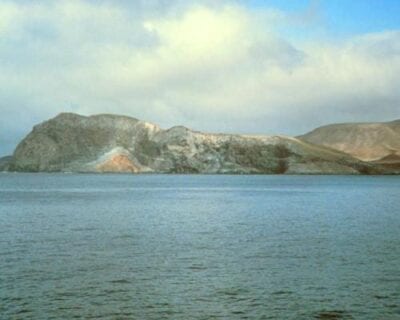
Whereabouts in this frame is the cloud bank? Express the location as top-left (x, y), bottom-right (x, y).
top-left (0, 0), bottom-right (399, 155)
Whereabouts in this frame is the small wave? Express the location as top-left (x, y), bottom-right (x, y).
top-left (271, 290), bottom-right (293, 295)
top-left (188, 264), bottom-right (208, 271)
top-left (315, 310), bottom-right (352, 319)
top-left (109, 279), bottom-right (132, 284)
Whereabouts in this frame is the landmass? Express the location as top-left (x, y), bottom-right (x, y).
top-left (299, 119), bottom-right (400, 173)
top-left (2, 113), bottom-right (399, 174)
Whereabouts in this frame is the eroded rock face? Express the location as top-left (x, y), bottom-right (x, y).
top-left (95, 153), bottom-right (139, 173)
top-left (8, 113), bottom-right (381, 174)
top-left (9, 113), bottom-right (160, 172)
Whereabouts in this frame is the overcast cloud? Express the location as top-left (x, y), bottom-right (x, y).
top-left (0, 0), bottom-right (399, 155)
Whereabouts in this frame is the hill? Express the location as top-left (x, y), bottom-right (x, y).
top-left (299, 120), bottom-right (400, 162)
top-left (7, 113), bottom-right (379, 174)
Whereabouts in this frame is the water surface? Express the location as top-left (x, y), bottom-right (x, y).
top-left (0, 174), bottom-right (399, 319)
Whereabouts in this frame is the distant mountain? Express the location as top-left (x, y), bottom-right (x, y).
top-left (7, 113), bottom-right (379, 174)
top-left (299, 120), bottom-right (400, 162)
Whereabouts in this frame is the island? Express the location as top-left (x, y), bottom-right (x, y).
top-left (1, 113), bottom-right (399, 174)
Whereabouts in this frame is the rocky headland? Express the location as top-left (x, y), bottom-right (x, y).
top-left (3, 113), bottom-right (387, 174)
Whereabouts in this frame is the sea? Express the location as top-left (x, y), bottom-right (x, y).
top-left (0, 173), bottom-right (399, 319)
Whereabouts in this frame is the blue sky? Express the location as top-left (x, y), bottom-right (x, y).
top-left (247, 0), bottom-right (400, 35)
top-left (0, 0), bottom-right (399, 156)
top-left (322, 0), bottom-right (400, 35)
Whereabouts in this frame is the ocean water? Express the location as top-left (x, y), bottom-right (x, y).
top-left (0, 174), bottom-right (399, 320)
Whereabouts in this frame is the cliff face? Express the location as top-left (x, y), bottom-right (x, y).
top-left (299, 120), bottom-right (400, 162)
top-left (8, 113), bottom-right (380, 174)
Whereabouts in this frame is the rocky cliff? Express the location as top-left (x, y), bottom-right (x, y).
top-left (7, 113), bottom-right (380, 174)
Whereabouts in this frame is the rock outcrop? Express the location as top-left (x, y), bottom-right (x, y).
top-left (7, 113), bottom-right (380, 174)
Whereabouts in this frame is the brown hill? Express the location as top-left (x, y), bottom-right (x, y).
top-left (299, 120), bottom-right (400, 162)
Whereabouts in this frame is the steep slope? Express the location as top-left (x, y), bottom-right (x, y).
top-left (10, 113), bottom-right (160, 172)
top-left (8, 113), bottom-right (379, 174)
top-left (299, 120), bottom-right (400, 162)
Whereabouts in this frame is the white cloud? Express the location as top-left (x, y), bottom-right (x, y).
top-left (0, 0), bottom-right (399, 155)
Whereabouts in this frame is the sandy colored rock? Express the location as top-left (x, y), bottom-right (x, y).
top-left (299, 120), bottom-right (400, 162)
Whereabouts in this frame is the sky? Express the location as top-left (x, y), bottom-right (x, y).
top-left (1, 0), bottom-right (400, 156)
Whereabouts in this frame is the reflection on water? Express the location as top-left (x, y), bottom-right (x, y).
top-left (0, 174), bottom-right (399, 319)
